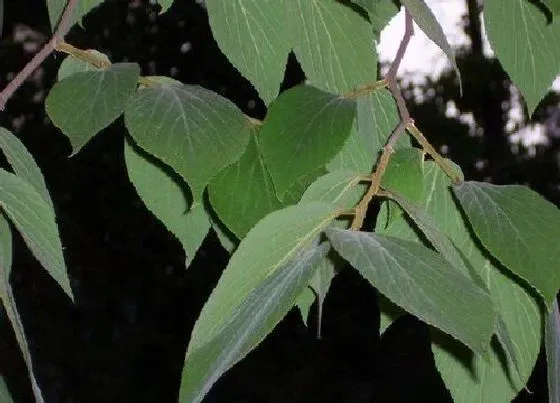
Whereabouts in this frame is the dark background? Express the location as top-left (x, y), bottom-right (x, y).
top-left (0, 0), bottom-right (557, 401)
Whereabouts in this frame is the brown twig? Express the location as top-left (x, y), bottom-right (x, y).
top-left (0, 0), bottom-right (80, 111)
top-left (350, 10), bottom-right (415, 231)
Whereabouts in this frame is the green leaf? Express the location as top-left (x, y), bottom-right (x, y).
top-left (546, 298), bottom-right (560, 403)
top-left (208, 130), bottom-right (282, 238)
top-left (378, 162), bottom-right (541, 402)
top-left (0, 215), bottom-right (44, 403)
top-left (124, 138), bottom-right (210, 267)
top-left (259, 85), bottom-right (356, 199)
top-left (46, 63), bottom-right (140, 154)
top-left (158, 0), bottom-right (173, 13)
top-left (295, 286), bottom-right (316, 326)
top-left (205, 0), bottom-right (290, 104)
top-left (381, 148), bottom-right (424, 202)
top-left (327, 229), bottom-right (496, 355)
top-left (308, 254), bottom-right (335, 338)
top-left (300, 170), bottom-right (366, 210)
top-left (179, 243), bottom-right (330, 403)
top-left (351, 0), bottom-right (400, 38)
top-left (57, 50), bottom-right (110, 81)
top-left (287, 0), bottom-right (377, 94)
top-left (125, 82), bottom-right (251, 201)
top-left (0, 128), bottom-right (53, 210)
top-left (187, 201), bottom-right (338, 356)
top-left (0, 169), bottom-right (72, 300)
top-left (400, 0), bottom-right (462, 91)
top-left (47, 0), bottom-right (103, 31)
top-left (542, 0), bottom-right (560, 15)
top-left (211, 220), bottom-right (237, 254)
top-left (484, 0), bottom-right (560, 114)
top-left (453, 181), bottom-right (560, 307)
top-left (378, 294), bottom-right (405, 334)
top-left (0, 376), bottom-right (14, 403)
top-left (327, 89), bottom-right (409, 173)
top-left (280, 167), bottom-right (328, 205)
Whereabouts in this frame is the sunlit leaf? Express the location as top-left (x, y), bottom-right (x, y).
top-left (125, 82), bottom-right (251, 201)
top-left (46, 63), bottom-right (140, 154)
top-left (187, 201), bottom-right (338, 355)
top-left (205, 0), bottom-right (290, 104)
top-left (287, 0), bottom-right (377, 94)
top-left (259, 85), bottom-right (355, 199)
top-left (453, 181), bottom-right (560, 307)
top-left (124, 138), bottom-right (210, 267)
top-left (484, 0), bottom-right (560, 114)
top-left (327, 228), bottom-right (496, 355)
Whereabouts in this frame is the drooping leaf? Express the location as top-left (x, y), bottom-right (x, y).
top-left (179, 243), bottom-right (329, 403)
top-left (47, 0), bottom-right (104, 32)
top-left (0, 128), bottom-right (53, 211)
top-left (327, 89), bottom-right (409, 173)
top-left (208, 129), bottom-right (282, 238)
top-left (308, 254), bottom-right (336, 339)
top-left (125, 82), bottom-right (251, 201)
top-left (205, 0), bottom-right (290, 104)
top-left (187, 201), bottom-right (338, 355)
top-left (124, 138), bottom-right (210, 267)
top-left (0, 215), bottom-right (44, 403)
top-left (400, 0), bottom-right (462, 91)
top-left (484, 0), bottom-right (560, 114)
top-left (546, 298), bottom-right (560, 403)
top-left (57, 50), bottom-right (111, 81)
top-left (295, 286), bottom-right (316, 326)
top-left (0, 169), bottom-right (72, 300)
top-left (287, 0), bottom-right (377, 94)
top-left (259, 85), bottom-right (356, 199)
top-left (381, 148), bottom-right (424, 202)
top-left (453, 181), bottom-right (560, 307)
top-left (327, 228), bottom-right (496, 355)
top-left (300, 170), bottom-right (366, 210)
top-left (378, 162), bottom-right (541, 402)
top-left (46, 63), bottom-right (140, 154)
top-left (0, 375), bottom-right (14, 403)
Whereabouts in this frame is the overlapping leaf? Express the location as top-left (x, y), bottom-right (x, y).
top-left (57, 50), bottom-right (110, 81)
top-left (205, 0), bottom-right (290, 104)
top-left (401, 0), bottom-right (461, 90)
top-left (484, 0), bottom-right (560, 114)
top-left (259, 85), bottom-right (355, 199)
top-left (187, 201), bottom-right (338, 355)
top-left (542, 0), bottom-right (560, 15)
top-left (125, 82), bottom-right (251, 201)
top-left (327, 228), bottom-right (496, 354)
top-left (47, 0), bottom-right (104, 31)
top-left (327, 89), bottom-right (409, 173)
top-left (351, 0), bottom-right (399, 38)
top-left (376, 162), bottom-right (541, 402)
top-left (208, 129), bottom-right (282, 238)
top-left (546, 298), bottom-right (560, 403)
top-left (46, 63), bottom-right (140, 154)
top-left (124, 138), bottom-right (210, 267)
top-left (453, 181), bottom-right (560, 307)
top-left (300, 170), bottom-right (366, 210)
top-left (287, 0), bottom-right (377, 94)
top-left (179, 243), bottom-right (329, 403)
top-left (0, 169), bottom-right (72, 300)
top-left (381, 148), bottom-right (424, 202)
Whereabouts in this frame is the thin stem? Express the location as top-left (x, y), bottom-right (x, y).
top-left (407, 123), bottom-right (462, 184)
top-left (0, 0), bottom-right (80, 111)
top-left (350, 10), bottom-right (415, 231)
